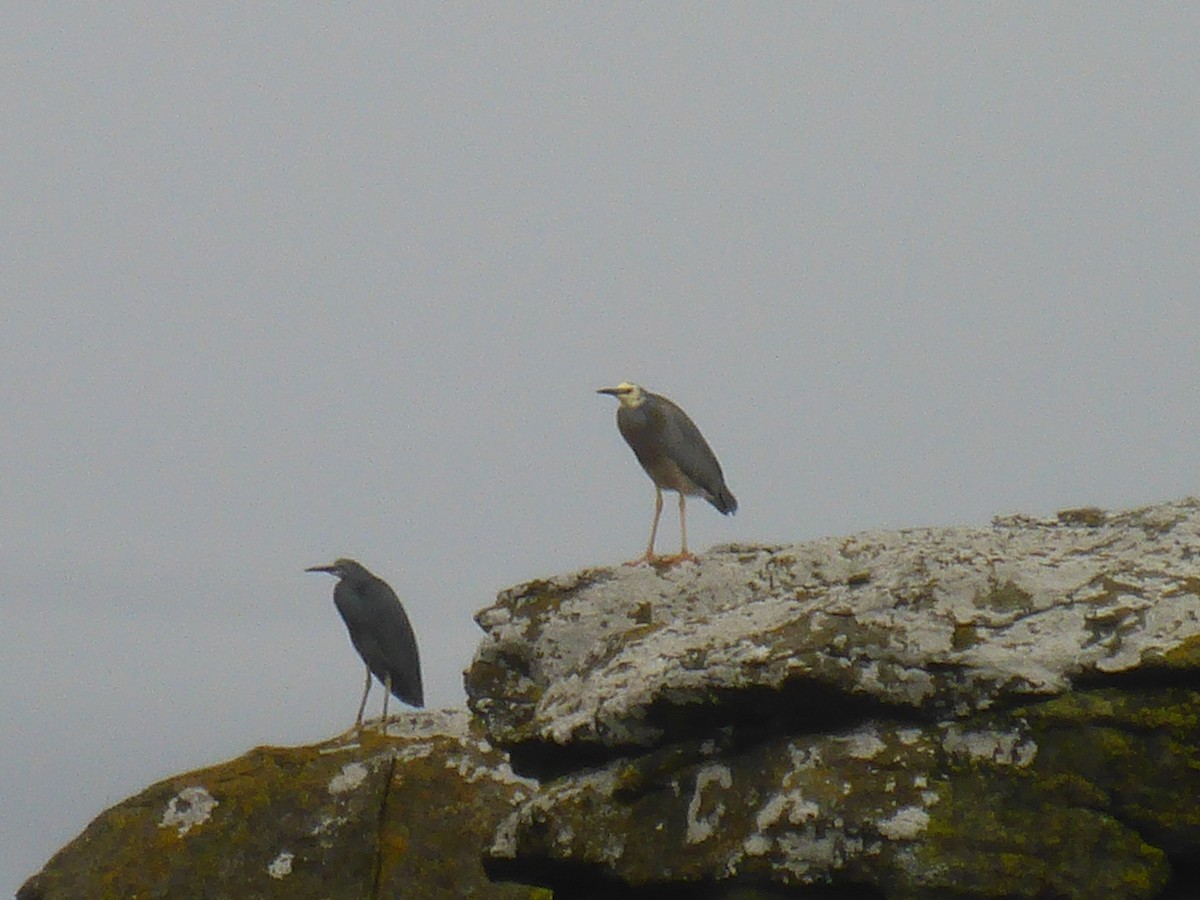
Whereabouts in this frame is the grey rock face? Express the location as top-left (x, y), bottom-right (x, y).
top-left (467, 499), bottom-right (1200, 898)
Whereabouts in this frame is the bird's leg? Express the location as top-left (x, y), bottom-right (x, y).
top-left (662, 494), bottom-right (699, 564)
top-left (381, 672), bottom-right (391, 733)
top-left (679, 492), bottom-right (688, 556)
top-left (629, 487), bottom-right (664, 564)
top-left (354, 665), bottom-right (372, 732)
top-left (648, 487), bottom-right (664, 558)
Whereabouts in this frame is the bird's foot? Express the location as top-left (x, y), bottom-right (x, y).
top-left (624, 551), bottom-right (698, 567)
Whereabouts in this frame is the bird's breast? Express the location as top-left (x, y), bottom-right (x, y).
top-left (638, 453), bottom-right (705, 496)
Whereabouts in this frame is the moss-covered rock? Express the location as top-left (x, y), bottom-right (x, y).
top-left (488, 685), bottom-right (1199, 898)
top-left (470, 499), bottom-right (1200, 897)
top-left (18, 710), bottom-right (548, 900)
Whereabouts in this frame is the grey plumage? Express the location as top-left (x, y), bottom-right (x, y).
top-left (306, 558), bottom-right (423, 729)
top-left (598, 382), bottom-right (736, 562)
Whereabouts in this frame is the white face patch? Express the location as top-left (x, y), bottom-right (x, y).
top-left (615, 382), bottom-right (645, 408)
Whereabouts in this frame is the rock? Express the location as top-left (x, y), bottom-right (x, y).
top-left (466, 499), bottom-right (1200, 898)
top-left (484, 688), bottom-right (1200, 898)
top-left (17, 710), bottom-right (549, 900)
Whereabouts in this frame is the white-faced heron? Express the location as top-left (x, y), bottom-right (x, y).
top-left (306, 558), bottom-right (424, 730)
top-left (598, 382), bottom-right (737, 563)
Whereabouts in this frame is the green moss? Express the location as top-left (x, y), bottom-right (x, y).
top-left (1019, 687), bottom-right (1200, 731)
top-left (514, 588), bottom-right (569, 616)
top-left (610, 745), bottom-right (698, 801)
top-left (914, 773), bottom-right (1167, 898)
top-left (629, 601), bottom-right (654, 625)
top-left (470, 682), bottom-right (1200, 898)
top-left (899, 685), bottom-right (1200, 895)
top-left (981, 579), bottom-right (1034, 612)
top-left (950, 622), bottom-right (979, 651)
top-left (22, 731), bottom-right (549, 900)
top-left (1037, 772), bottom-right (1111, 807)
top-left (1162, 576), bottom-right (1200, 599)
top-left (1056, 506), bottom-right (1108, 527)
top-left (464, 649), bottom-right (545, 740)
top-left (1143, 632), bottom-right (1200, 670)
top-left (614, 620), bottom-right (665, 647)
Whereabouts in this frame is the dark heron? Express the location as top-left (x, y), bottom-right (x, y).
top-left (598, 382), bottom-right (737, 563)
top-left (306, 558), bottom-right (424, 730)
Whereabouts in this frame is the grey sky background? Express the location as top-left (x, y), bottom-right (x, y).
top-left (3, 4), bottom-right (1199, 890)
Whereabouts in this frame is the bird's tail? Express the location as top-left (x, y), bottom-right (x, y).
top-left (710, 486), bottom-right (738, 515)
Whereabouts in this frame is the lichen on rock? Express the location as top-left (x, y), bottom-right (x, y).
top-left (469, 498), bottom-right (1200, 898)
top-left (18, 710), bottom-right (546, 900)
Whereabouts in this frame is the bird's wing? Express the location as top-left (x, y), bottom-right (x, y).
top-left (368, 596), bottom-right (424, 707)
top-left (652, 395), bottom-right (728, 499)
top-left (335, 581), bottom-right (425, 707)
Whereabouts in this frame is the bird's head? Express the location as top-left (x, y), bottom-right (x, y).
top-left (597, 381), bottom-right (646, 408)
top-left (305, 558), bottom-right (364, 580)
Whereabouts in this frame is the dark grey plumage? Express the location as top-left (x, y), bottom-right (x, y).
top-left (306, 558), bottom-right (423, 730)
top-left (598, 382), bottom-right (737, 562)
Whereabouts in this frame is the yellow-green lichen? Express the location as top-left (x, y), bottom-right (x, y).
top-left (1056, 506), bottom-right (1108, 527)
top-left (22, 731), bottom-right (549, 900)
top-left (914, 774), bottom-right (1168, 898)
top-left (981, 579), bottom-right (1034, 612)
top-left (950, 622), bottom-right (979, 651)
top-left (1143, 632), bottom-right (1200, 670)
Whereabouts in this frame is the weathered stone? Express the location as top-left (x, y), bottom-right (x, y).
top-left (467, 499), bottom-right (1200, 897)
top-left (466, 499), bottom-right (1200, 763)
top-left (18, 710), bottom-right (548, 900)
top-left (486, 686), bottom-right (1199, 898)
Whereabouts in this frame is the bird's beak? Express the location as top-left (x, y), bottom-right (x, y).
top-left (597, 387), bottom-right (621, 396)
top-left (305, 564), bottom-right (336, 574)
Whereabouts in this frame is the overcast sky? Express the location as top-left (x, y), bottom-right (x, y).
top-left (4, 4), bottom-right (1199, 891)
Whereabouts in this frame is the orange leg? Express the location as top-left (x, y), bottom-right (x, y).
top-left (661, 493), bottom-right (699, 564)
top-left (679, 492), bottom-right (688, 556)
top-left (628, 487), bottom-right (664, 564)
